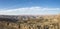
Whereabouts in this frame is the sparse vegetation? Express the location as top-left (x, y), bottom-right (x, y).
top-left (0, 14), bottom-right (60, 29)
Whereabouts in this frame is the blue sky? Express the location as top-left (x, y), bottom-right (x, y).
top-left (0, 0), bottom-right (60, 15)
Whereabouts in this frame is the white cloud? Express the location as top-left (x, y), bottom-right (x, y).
top-left (0, 7), bottom-right (60, 15)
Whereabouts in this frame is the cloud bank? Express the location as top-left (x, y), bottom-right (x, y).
top-left (0, 7), bottom-right (60, 15)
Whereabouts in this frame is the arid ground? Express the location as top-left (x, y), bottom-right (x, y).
top-left (0, 14), bottom-right (60, 29)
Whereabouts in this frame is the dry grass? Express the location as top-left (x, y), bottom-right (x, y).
top-left (0, 14), bottom-right (60, 29)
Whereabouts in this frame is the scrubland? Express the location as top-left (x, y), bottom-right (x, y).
top-left (0, 14), bottom-right (60, 29)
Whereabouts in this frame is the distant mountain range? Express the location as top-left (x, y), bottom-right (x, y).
top-left (0, 14), bottom-right (60, 22)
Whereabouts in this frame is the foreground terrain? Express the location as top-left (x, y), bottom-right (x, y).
top-left (0, 14), bottom-right (60, 29)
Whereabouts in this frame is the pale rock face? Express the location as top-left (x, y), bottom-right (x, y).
top-left (53, 19), bottom-right (58, 23)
